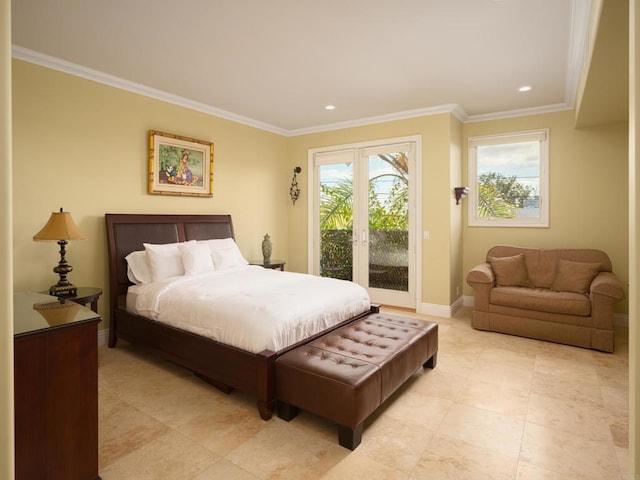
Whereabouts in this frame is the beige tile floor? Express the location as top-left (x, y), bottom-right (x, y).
top-left (98, 307), bottom-right (629, 479)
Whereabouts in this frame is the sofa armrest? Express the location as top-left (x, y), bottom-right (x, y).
top-left (591, 272), bottom-right (625, 333)
top-left (466, 263), bottom-right (494, 314)
top-left (590, 272), bottom-right (625, 302)
top-left (466, 262), bottom-right (495, 286)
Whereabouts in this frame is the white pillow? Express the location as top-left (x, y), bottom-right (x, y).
top-left (207, 238), bottom-right (248, 269)
top-left (178, 241), bottom-right (215, 276)
top-left (125, 250), bottom-right (152, 285)
top-left (144, 240), bottom-right (195, 282)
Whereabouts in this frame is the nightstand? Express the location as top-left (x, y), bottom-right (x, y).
top-left (14, 291), bottom-right (101, 479)
top-left (250, 260), bottom-right (286, 271)
top-left (40, 286), bottom-right (102, 313)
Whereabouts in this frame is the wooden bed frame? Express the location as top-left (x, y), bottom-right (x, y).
top-left (105, 213), bottom-right (377, 420)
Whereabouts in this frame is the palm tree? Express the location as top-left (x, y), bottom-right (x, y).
top-left (320, 156), bottom-right (409, 230)
top-left (320, 182), bottom-right (353, 229)
top-left (320, 153), bottom-right (409, 282)
top-left (476, 172), bottom-right (533, 218)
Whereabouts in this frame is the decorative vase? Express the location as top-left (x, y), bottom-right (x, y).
top-left (262, 233), bottom-right (272, 264)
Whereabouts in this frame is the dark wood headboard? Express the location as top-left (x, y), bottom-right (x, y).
top-left (105, 214), bottom-right (235, 320)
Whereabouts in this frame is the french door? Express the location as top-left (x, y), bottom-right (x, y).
top-left (309, 137), bottom-right (419, 308)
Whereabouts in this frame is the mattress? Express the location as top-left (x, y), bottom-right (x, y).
top-left (126, 265), bottom-right (371, 353)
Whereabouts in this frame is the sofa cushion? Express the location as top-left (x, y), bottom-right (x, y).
top-left (551, 259), bottom-right (600, 294)
top-left (490, 286), bottom-right (591, 316)
top-left (522, 250), bottom-right (559, 288)
top-left (489, 254), bottom-right (532, 287)
top-left (486, 246), bottom-right (612, 289)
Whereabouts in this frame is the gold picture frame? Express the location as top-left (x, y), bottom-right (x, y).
top-left (148, 130), bottom-right (214, 197)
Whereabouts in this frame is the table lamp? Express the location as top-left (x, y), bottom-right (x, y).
top-left (33, 208), bottom-right (87, 296)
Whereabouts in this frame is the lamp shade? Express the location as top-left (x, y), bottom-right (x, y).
top-left (33, 209), bottom-right (87, 241)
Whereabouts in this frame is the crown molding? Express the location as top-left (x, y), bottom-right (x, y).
top-left (13, 44), bottom-right (580, 137)
top-left (287, 104), bottom-right (469, 136)
top-left (12, 45), bottom-right (289, 136)
top-left (465, 102), bottom-right (574, 123)
top-left (564, 0), bottom-right (593, 109)
top-left (13, 44), bottom-right (469, 136)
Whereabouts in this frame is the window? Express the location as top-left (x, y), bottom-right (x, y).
top-left (468, 129), bottom-right (548, 227)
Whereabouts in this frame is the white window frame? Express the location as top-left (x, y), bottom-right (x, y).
top-left (467, 129), bottom-right (549, 228)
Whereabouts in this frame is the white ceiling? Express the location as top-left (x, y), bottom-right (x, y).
top-left (12, 0), bottom-right (589, 135)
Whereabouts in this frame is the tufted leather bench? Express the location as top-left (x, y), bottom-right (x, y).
top-left (275, 313), bottom-right (438, 450)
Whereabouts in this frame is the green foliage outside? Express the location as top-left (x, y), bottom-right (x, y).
top-left (320, 229), bottom-right (353, 280)
top-left (476, 172), bottom-right (534, 219)
top-left (320, 153), bottom-right (409, 283)
top-left (320, 153), bottom-right (409, 231)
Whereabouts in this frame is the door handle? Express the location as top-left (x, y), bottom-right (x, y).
top-left (361, 229), bottom-right (368, 246)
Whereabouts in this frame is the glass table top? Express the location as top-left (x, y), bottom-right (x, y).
top-left (14, 291), bottom-right (101, 337)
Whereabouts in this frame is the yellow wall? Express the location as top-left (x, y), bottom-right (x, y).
top-left (629, 0), bottom-right (638, 472)
top-left (12, 60), bottom-right (289, 330)
top-left (1, 0), bottom-right (14, 476)
top-left (449, 118), bottom-right (464, 304)
top-left (462, 111), bottom-right (629, 313)
top-left (286, 113), bottom-right (463, 309)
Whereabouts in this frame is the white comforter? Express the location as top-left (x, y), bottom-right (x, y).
top-left (127, 265), bottom-right (370, 353)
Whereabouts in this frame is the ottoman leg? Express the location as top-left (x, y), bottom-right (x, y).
top-left (338, 423), bottom-right (363, 450)
top-left (424, 352), bottom-right (438, 369)
top-left (277, 401), bottom-right (299, 421)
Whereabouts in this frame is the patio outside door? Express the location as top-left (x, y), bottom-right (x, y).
top-left (311, 138), bottom-right (417, 308)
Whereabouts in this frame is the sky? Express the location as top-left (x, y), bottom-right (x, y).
top-left (319, 155), bottom-right (405, 202)
top-left (476, 141), bottom-right (541, 195)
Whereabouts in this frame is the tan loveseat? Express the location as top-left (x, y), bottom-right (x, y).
top-left (466, 246), bottom-right (625, 352)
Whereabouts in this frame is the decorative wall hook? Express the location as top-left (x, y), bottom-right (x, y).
top-left (454, 187), bottom-right (469, 205)
top-left (290, 166), bottom-right (301, 205)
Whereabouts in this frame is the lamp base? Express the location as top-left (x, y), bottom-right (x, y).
top-left (49, 283), bottom-right (77, 297)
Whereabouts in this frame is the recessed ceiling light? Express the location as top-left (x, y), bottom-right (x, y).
top-left (518, 85), bottom-right (533, 92)
top-left (325, 105), bottom-right (336, 110)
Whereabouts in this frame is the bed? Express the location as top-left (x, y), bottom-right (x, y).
top-left (105, 213), bottom-right (377, 420)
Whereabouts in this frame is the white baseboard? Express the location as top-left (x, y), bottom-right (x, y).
top-left (418, 296), bottom-right (465, 318)
top-left (98, 328), bottom-right (109, 346)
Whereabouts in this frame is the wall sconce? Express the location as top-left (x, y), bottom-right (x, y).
top-left (33, 207), bottom-right (87, 296)
top-left (454, 187), bottom-right (469, 205)
top-left (290, 166), bottom-right (301, 205)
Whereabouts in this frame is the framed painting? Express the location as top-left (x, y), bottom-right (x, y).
top-left (148, 130), bottom-right (214, 197)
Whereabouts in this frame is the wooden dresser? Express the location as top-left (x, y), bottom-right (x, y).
top-left (14, 292), bottom-right (101, 480)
